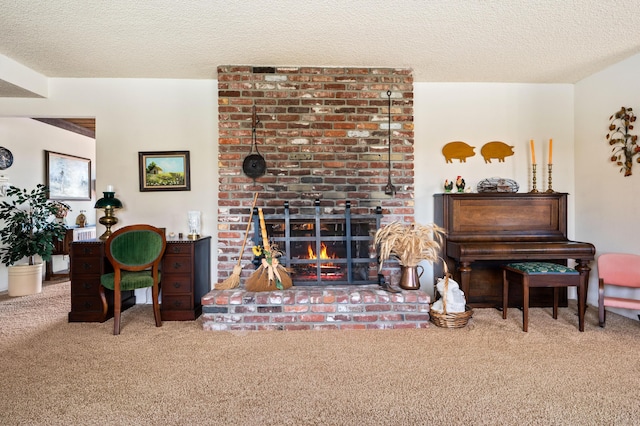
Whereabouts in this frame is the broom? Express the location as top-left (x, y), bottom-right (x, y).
top-left (214, 192), bottom-right (259, 290)
top-left (245, 207), bottom-right (293, 292)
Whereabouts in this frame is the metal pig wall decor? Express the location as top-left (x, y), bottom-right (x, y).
top-left (480, 141), bottom-right (515, 163)
top-left (442, 140), bottom-right (515, 164)
top-left (442, 141), bottom-right (476, 163)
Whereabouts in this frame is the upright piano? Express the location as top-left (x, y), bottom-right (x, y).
top-left (434, 192), bottom-right (595, 308)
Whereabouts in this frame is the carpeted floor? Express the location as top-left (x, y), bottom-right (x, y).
top-left (1, 282), bottom-right (639, 425)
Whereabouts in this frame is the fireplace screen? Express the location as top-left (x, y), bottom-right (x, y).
top-left (253, 201), bottom-right (382, 285)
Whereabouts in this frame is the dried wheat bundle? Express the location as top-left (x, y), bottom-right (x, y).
top-left (375, 221), bottom-right (445, 269)
top-left (245, 208), bottom-right (293, 292)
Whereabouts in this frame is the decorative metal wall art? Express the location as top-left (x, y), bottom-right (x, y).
top-left (606, 106), bottom-right (639, 177)
top-left (442, 141), bottom-right (516, 164)
top-left (442, 141), bottom-right (476, 163)
top-left (480, 141), bottom-right (514, 163)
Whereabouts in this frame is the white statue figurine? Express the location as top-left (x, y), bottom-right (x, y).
top-left (431, 275), bottom-right (466, 313)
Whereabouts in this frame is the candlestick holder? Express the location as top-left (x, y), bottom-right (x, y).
top-left (546, 164), bottom-right (554, 193)
top-left (529, 164), bottom-right (539, 193)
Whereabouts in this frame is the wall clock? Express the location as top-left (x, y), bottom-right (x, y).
top-left (0, 147), bottom-right (13, 170)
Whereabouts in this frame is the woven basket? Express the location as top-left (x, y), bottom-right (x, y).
top-left (429, 272), bottom-right (473, 328)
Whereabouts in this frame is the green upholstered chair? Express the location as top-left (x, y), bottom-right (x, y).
top-left (100, 224), bottom-right (166, 335)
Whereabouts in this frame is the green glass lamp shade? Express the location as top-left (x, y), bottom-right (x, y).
top-left (94, 192), bottom-right (123, 209)
top-left (95, 192), bottom-right (123, 240)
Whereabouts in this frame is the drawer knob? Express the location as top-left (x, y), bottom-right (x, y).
top-left (82, 262), bottom-right (92, 270)
top-left (173, 300), bottom-right (183, 307)
top-left (173, 262), bottom-right (182, 269)
top-left (172, 282), bottom-right (181, 289)
top-left (171, 247), bottom-right (181, 253)
top-left (84, 301), bottom-right (92, 308)
top-left (82, 282), bottom-right (92, 289)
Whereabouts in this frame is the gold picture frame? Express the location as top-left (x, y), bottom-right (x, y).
top-left (138, 151), bottom-right (191, 192)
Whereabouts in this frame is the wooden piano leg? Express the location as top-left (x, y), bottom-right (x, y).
top-left (574, 259), bottom-right (592, 300)
top-left (458, 261), bottom-right (472, 300)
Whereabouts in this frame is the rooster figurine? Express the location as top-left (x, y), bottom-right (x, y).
top-left (455, 175), bottom-right (465, 192)
top-left (444, 179), bottom-right (454, 192)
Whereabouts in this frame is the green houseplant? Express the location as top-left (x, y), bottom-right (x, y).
top-left (0, 184), bottom-right (69, 296)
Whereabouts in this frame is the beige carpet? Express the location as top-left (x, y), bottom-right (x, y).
top-left (1, 282), bottom-right (639, 426)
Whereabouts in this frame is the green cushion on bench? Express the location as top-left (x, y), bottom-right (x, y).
top-left (507, 262), bottom-right (579, 275)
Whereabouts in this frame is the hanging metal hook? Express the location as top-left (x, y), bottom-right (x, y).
top-left (251, 104), bottom-right (262, 151)
top-left (384, 90), bottom-right (396, 196)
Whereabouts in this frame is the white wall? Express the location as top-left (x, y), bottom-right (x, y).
top-left (0, 79), bottom-right (218, 296)
top-left (0, 117), bottom-right (96, 291)
top-left (575, 53), bottom-right (640, 319)
top-left (2, 74), bottom-right (631, 318)
top-left (414, 82), bottom-right (576, 295)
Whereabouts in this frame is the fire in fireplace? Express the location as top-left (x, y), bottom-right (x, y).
top-left (253, 200), bottom-right (382, 285)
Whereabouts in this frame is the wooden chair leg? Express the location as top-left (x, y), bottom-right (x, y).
top-left (113, 283), bottom-right (121, 335)
top-left (553, 287), bottom-right (559, 319)
top-left (598, 282), bottom-right (606, 328)
top-left (522, 278), bottom-right (529, 332)
top-left (152, 282), bottom-right (162, 327)
top-left (598, 305), bottom-right (605, 327)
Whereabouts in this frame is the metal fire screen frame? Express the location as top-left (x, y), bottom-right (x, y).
top-left (253, 200), bottom-right (383, 285)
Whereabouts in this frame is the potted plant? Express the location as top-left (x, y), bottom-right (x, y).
top-left (0, 184), bottom-right (70, 296)
top-left (374, 221), bottom-right (445, 290)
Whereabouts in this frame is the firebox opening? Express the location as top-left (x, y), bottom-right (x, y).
top-left (253, 201), bottom-right (382, 286)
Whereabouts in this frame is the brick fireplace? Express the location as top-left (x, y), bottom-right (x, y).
top-left (216, 65), bottom-right (415, 284)
top-left (205, 65), bottom-right (425, 330)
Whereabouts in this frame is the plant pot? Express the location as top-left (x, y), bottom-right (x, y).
top-left (399, 265), bottom-right (423, 290)
top-left (8, 263), bottom-right (43, 297)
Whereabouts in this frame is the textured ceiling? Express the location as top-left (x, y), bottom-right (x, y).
top-left (2, 0), bottom-right (640, 98)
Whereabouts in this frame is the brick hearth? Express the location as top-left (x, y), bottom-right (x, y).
top-left (201, 286), bottom-right (431, 331)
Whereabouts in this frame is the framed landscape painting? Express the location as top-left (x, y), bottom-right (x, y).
top-left (45, 151), bottom-right (91, 200)
top-left (138, 151), bottom-right (191, 192)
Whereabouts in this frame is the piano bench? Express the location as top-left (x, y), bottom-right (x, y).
top-left (502, 262), bottom-right (585, 332)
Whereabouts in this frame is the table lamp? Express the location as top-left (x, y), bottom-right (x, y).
top-left (188, 210), bottom-right (201, 240)
top-left (94, 186), bottom-right (123, 240)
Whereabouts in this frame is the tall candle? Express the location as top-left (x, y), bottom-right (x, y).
top-left (548, 139), bottom-right (553, 165)
top-left (530, 139), bottom-right (536, 164)
top-left (106, 185), bottom-right (114, 193)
